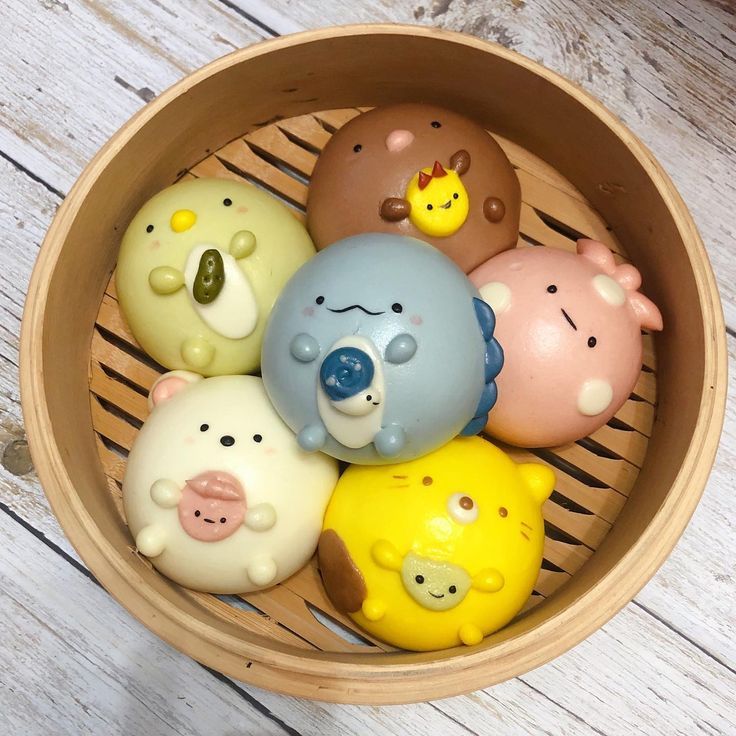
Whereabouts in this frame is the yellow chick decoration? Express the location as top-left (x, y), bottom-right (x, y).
top-left (405, 159), bottom-right (470, 237)
top-left (318, 436), bottom-right (555, 651)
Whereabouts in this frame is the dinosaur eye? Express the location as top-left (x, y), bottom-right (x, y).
top-left (366, 395), bottom-right (372, 401)
top-left (453, 193), bottom-right (459, 199)
top-left (353, 144), bottom-right (362, 153)
top-left (392, 302), bottom-right (403, 313)
top-left (547, 284), bottom-right (557, 293)
top-left (415, 575), bottom-right (425, 584)
top-left (498, 507), bottom-right (508, 518)
top-left (448, 493), bottom-right (479, 524)
top-left (315, 296), bottom-right (325, 305)
top-left (449, 585), bottom-right (457, 594)
top-left (588, 336), bottom-right (597, 348)
top-left (220, 517), bottom-right (227, 523)
top-left (200, 424), bottom-right (209, 432)
top-left (426, 204), bottom-right (433, 211)
top-left (194, 510), bottom-right (201, 517)
top-left (253, 434), bottom-right (263, 443)
top-left (431, 121), bottom-right (442, 128)
top-left (223, 198), bottom-right (232, 206)
top-left (146, 224), bottom-right (154, 233)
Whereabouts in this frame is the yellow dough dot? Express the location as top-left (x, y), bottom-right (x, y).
top-left (459, 623), bottom-right (483, 646)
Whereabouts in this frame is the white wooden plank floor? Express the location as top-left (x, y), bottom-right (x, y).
top-left (0, 1), bottom-right (734, 733)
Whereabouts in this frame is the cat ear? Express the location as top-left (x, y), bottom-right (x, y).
top-left (148, 370), bottom-right (202, 410)
top-left (577, 238), bottom-right (616, 274)
top-left (629, 292), bottom-right (664, 331)
top-left (517, 463), bottom-right (555, 506)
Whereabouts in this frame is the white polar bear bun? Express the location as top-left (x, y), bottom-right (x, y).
top-left (123, 371), bottom-right (339, 593)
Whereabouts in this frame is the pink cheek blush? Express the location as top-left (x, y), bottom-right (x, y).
top-left (149, 240), bottom-right (161, 251)
top-left (303, 306), bottom-right (315, 317)
top-left (264, 447), bottom-right (277, 456)
top-left (237, 205), bottom-right (249, 214)
top-left (183, 436), bottom-right (195, 445)
top-left (410, 315), bottom-right (423, 326)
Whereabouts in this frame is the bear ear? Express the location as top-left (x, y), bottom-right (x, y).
top-left (517, 464), bottom-right (555, 506)
top-left (148, 370), bottom-right (203, 410)
top-left (577, 238), bottom-right (616, 274)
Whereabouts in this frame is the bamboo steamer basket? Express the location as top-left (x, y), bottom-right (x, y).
top-left (20, 25), bottom-right (727, 704)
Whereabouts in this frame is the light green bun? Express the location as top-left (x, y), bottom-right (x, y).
top-left (116, 178), bottom-right (315, 376)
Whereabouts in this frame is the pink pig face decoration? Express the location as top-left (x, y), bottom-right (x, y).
top-left (469, 240), bottom-right (663, 448)
top-left (178, 471), bottom-right (247, 542)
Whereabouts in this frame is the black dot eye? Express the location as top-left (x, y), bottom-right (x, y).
top-left (253, 434), bottom-right (263, 443)
top-left (223, 198), bottom-right (232, 206)
top-left (194, 510), bottom-right (201, 517)
top-left (547, 284), bottom-right (557, 293)
top-left (588, 336), bottom-right (597, 348)
top-left (220, 435), bottom-right (235, 447)
top-left (366, 395), bottom-right (372, 401)
top-left (415, 575), bottom-right (425, 584)
top-left (391, 303), bottom-right (403, 313)
top-left (146, 224), bottom-right (154, 233)
top-left (431, 121), bottom-right (441, 128)
top-left (453, 193), bottom-right (459, 199)
top-left (220, 517), bottom-right (227, 523)
top-left (200, 424), bottom-right (209, 432)
top-left (499, 507), bottom-right (508, 518)
top-left (315, 296), bottom-right (325, 305)
top-left (353, 144), bottom-right (362, 152)
top-left (426, 204), bottom-right (433, 210)
top-left (449, 585), bottom-right (457, 594)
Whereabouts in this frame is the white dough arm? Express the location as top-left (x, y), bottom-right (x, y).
top-left (150, 478), bottom-right (182, 508)
top-left (135, 526), bottom-right (167, 558)
top-left (244, 503), bottom-right (277, 532)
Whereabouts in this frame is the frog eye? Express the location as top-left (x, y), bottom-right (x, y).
top-left (447, 493), bottom-right (478, 524)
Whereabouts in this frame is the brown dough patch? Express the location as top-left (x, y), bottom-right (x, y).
top-left (318, 529), bottom-right (367, 613)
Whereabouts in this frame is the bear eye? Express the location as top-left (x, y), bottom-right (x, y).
top-left (449, 585), bottom-right (457, 594)
top-left (223, 198), bottom-right (232, 206)
top-left (200, 424), bottom-right (209, 432)
top-left (431, 121), bottom-right (441, 128)
top-left (194, 510), bottom-right (201, 517)
top-left (353, 144), bottom-right (362, 153)
top-left (392, 302), bottom-right (403, 313)
top-left (426, 204), bottom-right (433, 211)
top-left (498, 506), bottom-right (508, 518)
top-left (547, 285), bottom-right (557, 293)
top-left (453, 193), bottom-right (459, 199)
top-left (220, 517), bottom-right (227, 523)
top-left (588, 336), bottom-right (597, 348)
top-left (315, 295), bottom-right (325, 305)
top-left (447, 493), bottom-right (479, 524)
top-left (415, 574), bottom-right (425, 584)
top-left (146, 224), bottom-right (154, 233)
top-left (253, 434), bottom-right (263, 443)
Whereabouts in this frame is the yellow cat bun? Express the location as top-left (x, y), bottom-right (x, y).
top-left (318, 436), bottom-right (554, 651)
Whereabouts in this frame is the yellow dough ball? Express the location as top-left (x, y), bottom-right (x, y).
top-left (318, 436), bottom-right (554, 651)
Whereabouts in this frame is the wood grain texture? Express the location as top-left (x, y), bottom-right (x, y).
top-left (0, 0), bottom-right (733, 732)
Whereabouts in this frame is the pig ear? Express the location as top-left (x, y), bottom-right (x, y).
top-left (577, 239), bottom-right (616, 274)
top-left (629, 292), bottom-right (663, 331)
top-left (149, 370), bottom-right (203, 410)
top-left (613, 263), bottom-right (642, 292)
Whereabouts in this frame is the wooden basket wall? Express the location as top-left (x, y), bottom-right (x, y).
top-left (90, 107), bottom-right (656, 654)
top-left (21, 26), bottom-right (726, 705)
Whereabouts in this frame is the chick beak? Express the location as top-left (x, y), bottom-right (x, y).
top-left (170, 209), bottom-right (197, 233)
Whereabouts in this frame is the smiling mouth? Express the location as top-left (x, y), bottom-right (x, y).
top-left (327, 304), bottom-right (385, 316)
top-left (429, 592), bottom-right (445, 599)
top-left (561, 307), bottom-right (578, 330)
top-left (203, 518), bottom-right (215, 524)
top-left (439, 200), bottom-right (452, 209)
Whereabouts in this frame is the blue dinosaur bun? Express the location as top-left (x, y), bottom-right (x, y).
top-left (261, 233), bottom-right (503, 464)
